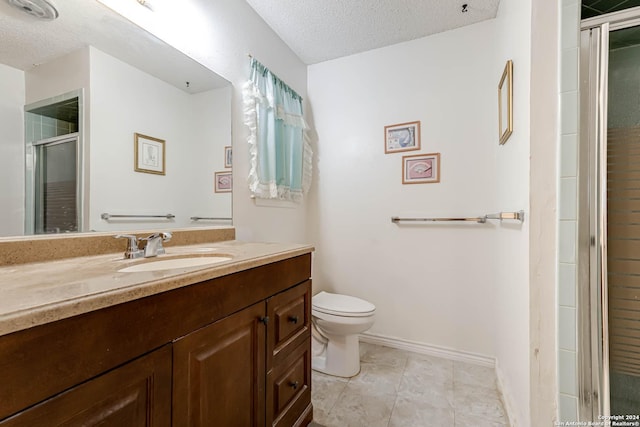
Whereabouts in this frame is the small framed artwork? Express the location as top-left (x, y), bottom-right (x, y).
top-left (402, 153), bottom-right (440, 184)
top-left (214, 171), bottom-right (232, 193)
top-left (134, 133), bottom-right (165, 175)
top-left (224, 146), bottom-right (232, 168)
top-left (384, 121), bottom-right (421, 154)
top-left (498, 60), bottom-right (513, 145)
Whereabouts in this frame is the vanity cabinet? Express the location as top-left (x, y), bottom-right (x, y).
top-left (0, 253), bottom-right (312, 427)
top-left (172, 280), bottom-right (312, 427)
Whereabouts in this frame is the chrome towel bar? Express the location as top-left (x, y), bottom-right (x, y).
top-left (101, 213), bottom-right (175, 220)
top-left (391, 210), bottom-right (525, 224)
top-left (190, 216), bottom-right (232, 221)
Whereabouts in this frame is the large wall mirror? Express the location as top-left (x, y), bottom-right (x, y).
top-left (0, 0), bottom-right (232, 238)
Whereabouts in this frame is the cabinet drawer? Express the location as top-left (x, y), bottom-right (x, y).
top-left (267, 280), bottom-right (311, 367)
top-left (266, 341), bottom-right (311, 427)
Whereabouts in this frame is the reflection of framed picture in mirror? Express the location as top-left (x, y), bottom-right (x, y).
top-left (498, 60), bottom-right (513, 145)
top-left (402, 153), bottom-right (440, 184)
top-left (214, 171), bottom-right (232, 193)
top-left (384, 121), bottom-right (421, 153)
top-left (134, 133), bottom-right (165, 175)
top-left (224, 146), bottom-right (232, 168)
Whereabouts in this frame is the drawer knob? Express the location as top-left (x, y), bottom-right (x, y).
top-left (289, 380), bottom-right (299, 390)
top-left (259, 316), bottom-right (270, 325)
top-left (288, 315), bottom-right (299, 324)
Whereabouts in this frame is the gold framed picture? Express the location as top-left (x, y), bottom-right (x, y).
top-left (384, 121), bottom-right (421, 154)
top-left (134, 133), bottom-right (165, 175)
top-left (402, 153), bottom-right (440, 184)
top-left (498, 60), bottom-right (513, 145)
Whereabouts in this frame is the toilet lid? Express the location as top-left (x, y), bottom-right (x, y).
top-left (312, 291), bottom-right (376, 316)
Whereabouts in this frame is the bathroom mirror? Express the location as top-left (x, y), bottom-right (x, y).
top-left (0, 0), bottom-right (232, 238)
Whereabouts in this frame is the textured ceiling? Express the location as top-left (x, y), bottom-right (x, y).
top-left (245, 0), bottom-right (501, 64)
top-left (0, 0), bottom-right (229, 93)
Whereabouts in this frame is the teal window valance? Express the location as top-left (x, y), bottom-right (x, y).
top-left (243, 58), bottom-right (312, 202)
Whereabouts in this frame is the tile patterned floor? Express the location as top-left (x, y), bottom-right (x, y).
top-left (311, 342), bottom-right (509, 427)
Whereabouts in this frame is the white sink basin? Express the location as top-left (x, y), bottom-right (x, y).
top-left (118, 256), bottom-right (232, 273)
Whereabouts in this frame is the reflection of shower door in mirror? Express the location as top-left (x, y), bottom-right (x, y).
top-left (32, 134), bottom-right (79, 234)
top-left (580, 10), bottom-right (640, 421)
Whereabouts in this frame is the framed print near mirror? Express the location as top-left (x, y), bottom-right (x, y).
top-left (134, 133), bottom-right (165, 175)
top-left (214, 171), bottom-right (232, 193)
top-left (498, 60), bottom-right (513, 145)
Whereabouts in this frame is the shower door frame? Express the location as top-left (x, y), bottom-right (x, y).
top-left (579, 6), bottom-right (640, 421)
top-left (30, 133), bottom-right (81, 234)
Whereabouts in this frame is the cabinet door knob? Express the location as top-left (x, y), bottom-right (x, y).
top-left (259, 316), bottom-right (270, 325)
top-left (288, 315), bottom-right (299, 324)
top-left (289, 380), bottom-right (299, 390)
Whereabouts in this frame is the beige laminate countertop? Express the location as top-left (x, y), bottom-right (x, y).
top-left (0, 240), bottom-right (313, 337)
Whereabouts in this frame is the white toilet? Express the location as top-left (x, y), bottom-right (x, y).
top-left (311, 291), bottom-right (376, 377)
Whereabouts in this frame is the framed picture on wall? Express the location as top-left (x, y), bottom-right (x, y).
top-left (498, 60), bottom-right (513, 145)
top-left (224, 146), bottom-right (232, 168)
top-left (134, 133), bottom-right (165, 175)
top-left (384, 121), bottom-right (421, 153)
top-left (402, 153), bottom-right (440, 184)
top-left (214, 171), bottom-right (232, 193)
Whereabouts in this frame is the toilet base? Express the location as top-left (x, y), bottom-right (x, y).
top-left (312, 333), bottom-right (361, 378)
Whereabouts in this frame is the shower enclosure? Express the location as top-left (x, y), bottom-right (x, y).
top-left (24, 92), bottom-right (84, 235)
top-left (580, 7), bottom-right (640, 420)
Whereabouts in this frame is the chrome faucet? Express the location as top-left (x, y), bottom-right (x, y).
top-left (140, 232), bottom-right (172, 257)
top-left (115, 231), bottom-right (172, 259)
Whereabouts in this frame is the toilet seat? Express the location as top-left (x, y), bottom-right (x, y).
top-left (312, 291), bottom-right (375, 317)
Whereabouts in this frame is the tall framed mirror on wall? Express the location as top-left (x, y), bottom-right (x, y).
top-left (0, 0), bottom-right (232, 238)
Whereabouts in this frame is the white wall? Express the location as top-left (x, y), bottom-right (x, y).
top-left (0, 63), bottom-right (25, 236)
top-left (24, 48), bottom-right (90, 105)
top-left (308, 0), bottom-right (533, 424)
top-left (88, 47), bottom-right (231, 231)
top-left (492, 0), bottom-right (532, 425)
top-left (308, 22), bottom-right (499, 352)
top-left (190, 86), bottom-right (233, 222)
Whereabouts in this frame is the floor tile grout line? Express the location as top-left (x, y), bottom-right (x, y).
top-left (325, 376), bottom-right (349, 418)
top-left (386, 354), bottom-right (410, 427)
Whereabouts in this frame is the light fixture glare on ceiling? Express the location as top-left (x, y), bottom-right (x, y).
top-left (6, 0), bottom-right (59, 20)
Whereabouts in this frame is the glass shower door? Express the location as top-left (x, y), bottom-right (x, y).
top-left (580, 13), bottom-right (640, 420)
top-left (606, 25), bottom-right (640, 416)
top-left (33, 134), bottom-right (79, 234)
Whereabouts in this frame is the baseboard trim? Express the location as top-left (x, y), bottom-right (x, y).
top-left (495, 359), bottom-right (518, 427)
top-left (359, 332), bottom-right (495, 367)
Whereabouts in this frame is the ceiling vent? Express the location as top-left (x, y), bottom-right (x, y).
top-left (6, 0), bottom-right (59, 20)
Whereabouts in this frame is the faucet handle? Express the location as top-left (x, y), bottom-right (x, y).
top-left (141, 231), bottom-right (172, 242)
top-left (140, 231), bottom-right (172, 257)
top-left (115, 234), bottom-right (142, 259)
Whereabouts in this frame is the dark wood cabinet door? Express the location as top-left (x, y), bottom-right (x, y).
top-left (173, 301), bottom-right (266, 427)
top-left (0, 345), bottom-right (172, 427)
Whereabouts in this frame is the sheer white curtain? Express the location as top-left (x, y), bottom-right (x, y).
top-left (243, 58), bottom-right (312, 202)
